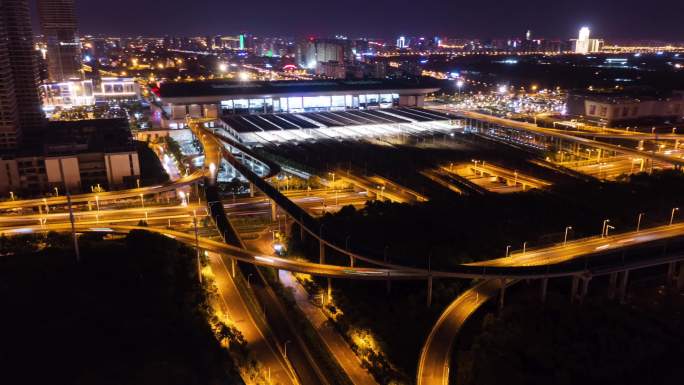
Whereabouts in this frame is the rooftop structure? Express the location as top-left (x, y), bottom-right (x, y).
top-left (566, 89), bottom-right (684, 125)
top-left (152, 79), bottom-right (442, 129)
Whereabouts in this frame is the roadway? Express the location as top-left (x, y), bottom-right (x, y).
top-left (417, 222), bottom-right (684, 385)
top-left (6, 216), bottom-right (684, 281)
top-left (0, 170), bottom-right (204, 211)
top-left (207, 250), bottom-right (298, 385)
top-left (454, 110), bottom-right (684, 168)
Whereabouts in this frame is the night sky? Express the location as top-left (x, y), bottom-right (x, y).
top-left (34, 0), bottom-right (684, 40)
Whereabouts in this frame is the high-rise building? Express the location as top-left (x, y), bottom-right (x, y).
top-left (0, 0), bottom-right (45, 149)
top-left (574, 26), bottom-right (603, 54)
top-left (38, 0), bottom-right (83, 82)
top-left (296, 38), bottom-right (348, 69)
top-left (0, 8), bottom-right (19, 149)
top-left (396, 36), bottom-right (407, 49)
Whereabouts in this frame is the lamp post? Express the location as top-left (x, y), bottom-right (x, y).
top-left (670, 207), bottom-right (679, 225)
top-left (284, 340), bottom-right (292, 359)
top-left (209, 162), bottom-right (217, 181)
top-left (329, 172), bottom-right (337, 206)
top-left (564, 226), bottom-right (572, 245)
top-left (505, 245), bottom-right (511, 258)
top-left (522, 241), bottom-right (527, 255)
top-left (637, 213), bottom-right (644, 231)
top-left (601, 219), bottom-right (610, 238)
top-left (139, 194), bottom-right (145, 209)
top-left (605, 224), bottom-right (615, 237)
top-left (193, 210), bottom-right (201, 284)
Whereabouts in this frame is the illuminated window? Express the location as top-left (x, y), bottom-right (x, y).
top-left (380, 94), bottom-right (393, 104)
top-left (288, 97), bottom-right (302, 110)
top-left (331, 95), bottom-right (345, 107)
top-left (302, 96), bottom-right (331, 109)
top-left (233, 99), bottom-right (249, 109)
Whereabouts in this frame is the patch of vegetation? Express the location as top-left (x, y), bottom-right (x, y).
top-left (456, 290), bottom-right (684, 385)
top-left (0, 231), bottom-right (244, 385)
top-left (136, 141), bottom-right (169, 185)
top-left (305, 170), bottom-right (684, 270)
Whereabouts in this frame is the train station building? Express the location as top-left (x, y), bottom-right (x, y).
top-left (151, 79), bottom-right (443, 129)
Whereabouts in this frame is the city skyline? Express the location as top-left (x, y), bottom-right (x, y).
top-left (27, 0), bottom-right (684, 41)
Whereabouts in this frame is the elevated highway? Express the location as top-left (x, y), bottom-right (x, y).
top-left (456, 110), bottom-right (684, 168)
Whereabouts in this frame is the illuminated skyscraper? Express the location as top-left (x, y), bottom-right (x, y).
top-left (38, 0), bottom-right (83, 82)
top-left (574, 26), bottom-right (602, 54)
top-left (0, 0), bottom-right (45, 149)
top-left (396, 36), bottom-right (407, 49)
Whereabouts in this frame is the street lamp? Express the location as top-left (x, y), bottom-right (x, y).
top-left (284, 340), bottom-right (292, 359)
top-left (636, 213), bottom-right (644, 231)
top-left (9, 191), bottom-right (14, 201)
top-left (329, 172), bottom-right (337, 206)
top-left (505, 245), bottom-right (511, 258)
top-left (670, 207), bottom-right (679, 225)
top-left (605, 224), bottom-right (615, 237)
top-left (522, 241), bottom-right (528, 255)
top-left (54, 187), bottom-right (59, 197)
top-left (564, 226), bottom-right (572, 245)
top-left (601, 219), bottom-right (610, 238)
top-left (139, 194), bottom-right (145, 209)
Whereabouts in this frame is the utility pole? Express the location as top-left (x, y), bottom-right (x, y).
top-left (67, 193), bottom-right (80, 263)
top-left (59, 158), bottom-right (79, 263)
top-left (193, 211), bottom-right (202, 284)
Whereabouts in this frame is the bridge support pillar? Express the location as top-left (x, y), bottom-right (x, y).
top-left (327, 278), bottom-right (332, 305)
top-left (498, 279), bottom-right (506, 311)
top-left (540, 278), bottom-right (548, 303)
top-left (618, 270), bottom-right (630, 303)
top-left (319, 240), bottom-right (325, 265)
top-left (667, 262), bottom-right (676, 286)
top-left (570, 276), bottom-right (580, 303)
top-left (677, 262), bottom-right (684, 291)
top-left (427, 276), bottom-right (433, 307)
top-left (578, 277), bottom-right (591, 305)
top-left (270, 200), bottom-right (277, 222)
top-left (299, 223), bottom-right (304, 242)
top-left (249, 182), bottom-right (255, 198)
top-left (608, 272), bottom-right (618, 300)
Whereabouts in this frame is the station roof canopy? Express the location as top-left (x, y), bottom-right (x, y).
top-left (158, 79), bottom-right (442, 102)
